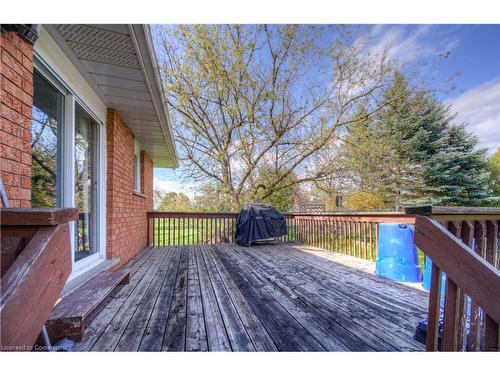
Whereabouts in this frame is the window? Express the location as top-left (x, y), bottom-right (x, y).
top-left (134, 140), bottom-right (141, 193)
top-left (31, 70), bottom-right (64, 207)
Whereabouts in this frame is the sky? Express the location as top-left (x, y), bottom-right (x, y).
top-left (154, 24), bottom-right (500, 197)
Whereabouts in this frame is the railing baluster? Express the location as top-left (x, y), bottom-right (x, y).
top-left (369, 222), bottom-right (373, 261)
top-left (312, 218), bottom-right (315, 246)
top-left (326, 218), bottom-right (335, 251)
top-left (321, 219), bottom-right (324, 249)
top-left (459, 221), bottom-right (474, 350)
top-left (317, 219), bottom-right (320, 247)
top-left (232, 217), bottom-right (235, 242)
top-left (353, 221), bottom-right (357, 256)
top-left (333, 219), bottom-right (337, 252)
top-left (354, 221), bottom-right (358, 258)
top-left (353, 221), bottom-right (357, 257)
top-left (318, 219), bottom-right (321, 247)
top-left (442, 277), bottom-right (460, 351)
top-left (447, 222), bottom-right (465, 351)
top-left (329, 219), bottom-right (339, 252)
top-left (312, 218), bottom-right (314, 246)
top-left (157, 218), bottom-right (160, 246)
top-left (171, 218), bottom-right (174, 245)
top-left (151, 218), bottom-right (155, 246)
top-left (301, 218), bottom-right (304, 243)
top-left (469, 221), bottom-right (486, 350)
top-left (355, 221), bottom-right (359, 257)
top-left (165, 217), bottom-right (168, 246)
top-left (312, 219), bottom-right (315, 246)
top-left (309, 218), bottom-right (312, 246)
top-left (360, 221), bottom-right (363, 259)
top-left (304, 218), bottom-right (308, 245)
top-left (346, 221), bottom-right (350, 256)
top-left (360, 221), bottom-right (363, 258)
top-left (327, 219), bottom-right (330, 250)
top-left (159, 218), bottom-right (162, 246)
top-left (485, 220), bottom-right (498, 269)
top-left (339, 220), bottom-right (343, 254)
top-left (362, 221), bottom-right (366, 259)
top-left (151, 218), bottom-right (154, 246)
top-left (179, 217), bottom-right (182, 245)
top-left (214, 217), bottom-right (217, 243)
top-left (326, 219), bottom-right (330, 251)
top-left (210, 217), bottom-right (213, 244)
top-left (342, 220), bottom-right (346, 254)
top-left (426, 262), bottom-right (442, 351)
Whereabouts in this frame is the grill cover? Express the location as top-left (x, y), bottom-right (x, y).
top-left (235, 203), bottom-right (287, 247)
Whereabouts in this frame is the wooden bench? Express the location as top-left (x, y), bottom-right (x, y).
top-left (46, 268), bottom-right (130, 342)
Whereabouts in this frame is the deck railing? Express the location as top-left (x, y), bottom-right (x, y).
top-left (147, 211), bottom-right (415, 262)
top-left (147, 207), bottom-right (499, 351)
top-left (147, 211), bottom-right (239, 246)
top-left (282, 212), bottom-right (415, 261)
top-left (406, 207), bottom-right (500, 352)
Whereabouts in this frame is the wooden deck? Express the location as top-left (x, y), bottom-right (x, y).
top-left (73, 243), bottom-right (429, 351)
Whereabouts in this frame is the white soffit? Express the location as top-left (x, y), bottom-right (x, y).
top-left (47, 24), bottom-right (178, 168)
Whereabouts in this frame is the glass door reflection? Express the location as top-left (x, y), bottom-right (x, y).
top-left (75, 104), bottom-right (99, 261)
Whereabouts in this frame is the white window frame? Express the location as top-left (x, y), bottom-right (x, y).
top-left (71, 99), bottom-right (106, 274)
top-left (134, 140), bottom-right (141, 193)
top-left (34, 54), bottom-right (107, 279)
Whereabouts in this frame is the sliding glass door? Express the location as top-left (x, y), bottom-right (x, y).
top-left (32, 62), bottom-right (104, 273)
top-left (75, 103), bottom-right (99, 262)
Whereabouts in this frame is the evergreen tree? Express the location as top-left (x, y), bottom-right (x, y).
top-left (423, 124), bottom-right (491, 205)
top-left (341, 71), bottom-right (492, 208)
top-left (370, 71), bottom-right (427, 208)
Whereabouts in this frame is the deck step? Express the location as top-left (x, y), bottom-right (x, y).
top-left (46, 268), bottom-right (130, 342)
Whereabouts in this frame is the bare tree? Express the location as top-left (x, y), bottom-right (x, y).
top-left (158, 25), bottom-right (393, 208)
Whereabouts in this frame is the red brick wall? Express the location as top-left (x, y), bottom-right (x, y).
top-left (0, 31), bottom-right (33, 207)
top-left (106, 108), bottom-right (153, 267)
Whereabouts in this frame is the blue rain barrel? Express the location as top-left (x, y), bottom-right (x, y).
top-left (375, 223), bottom-right (422, 282)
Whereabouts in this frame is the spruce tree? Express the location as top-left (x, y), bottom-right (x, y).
top-left (348, 70), bottom-right (492, 207)
top-left (423, 124), bottom-right (491, 205)
top-left (371, 71), bottom-right (427, 208)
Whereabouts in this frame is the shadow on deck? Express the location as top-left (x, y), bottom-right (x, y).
top-left (73, 243), bottom-right (429, 351)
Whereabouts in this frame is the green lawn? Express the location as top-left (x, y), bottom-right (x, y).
top-left (153, 218), bottom-right (235, 245)
top-left (152, 220), bottom-right (426, 269)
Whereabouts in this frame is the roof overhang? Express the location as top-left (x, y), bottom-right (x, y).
top-left (45, 24), bottom-right (178, 168)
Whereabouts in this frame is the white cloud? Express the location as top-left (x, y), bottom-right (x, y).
top-left (447, 79), bottom-right (500, 154)
top-left (358, 25), bottom-right (459, 66)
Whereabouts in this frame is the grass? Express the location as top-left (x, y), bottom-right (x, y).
top-left (152, 220), bottom-right (426, 270)
top-left (153, 218), bottom-right (233, 245)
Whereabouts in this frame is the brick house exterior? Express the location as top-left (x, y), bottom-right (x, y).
top-left (106, 109), bottom-right (154, 266)
top-left (0, 25), bottom-right (177, 277)
top-left (1, 31), bottom-right (34, 208)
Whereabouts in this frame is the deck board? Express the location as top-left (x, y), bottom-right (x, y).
top-left (73, 243), bottom-right (428, 352)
